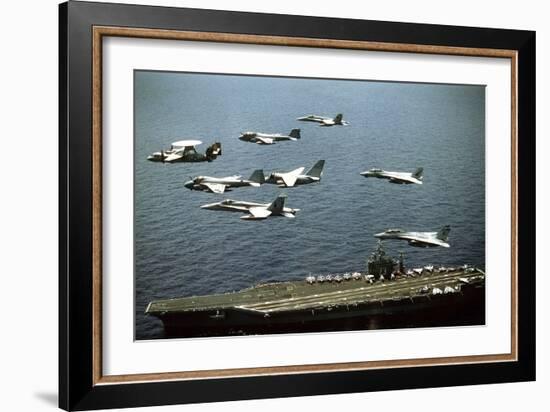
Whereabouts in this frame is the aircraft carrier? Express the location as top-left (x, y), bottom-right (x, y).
top-left (145, 243), bottom-right (485, 338)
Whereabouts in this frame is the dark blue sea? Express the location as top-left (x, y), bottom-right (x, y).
top-left (134, 71), bottom-right (485, 340)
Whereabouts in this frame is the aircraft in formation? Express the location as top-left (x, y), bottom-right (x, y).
top-left (147, 118), bottom-right (449, 246)
top-left (265, 160), bottom-right (325, 188)
top-left (148, 113), bottom-right (346, 160)
top-left (183, 160), bottom-right (325, 193)
top-left (238, 129), bottom-right (301, 145)
top-left (147, 140), bottom-right (222, 163)
top-left (201, 194), bottom-right (299, 220)
top-left (374, 226), bottom-right (451, 248)
top-left (296, 113), bottom-right (349, 126)
top-left (184, 170), bottom-right (265, 193)
top-left (360, 167), bottom-right (424, 184)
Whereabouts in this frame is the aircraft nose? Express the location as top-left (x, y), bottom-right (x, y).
top-left (374, 232), bottom-right (384, 238)
top-left (184, 180), bottom-right (194, 189)
top-left (200, 203), bottom-right (216, 209)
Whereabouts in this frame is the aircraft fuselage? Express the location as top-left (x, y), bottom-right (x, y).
top-left (239, 129), bottom-right (300, 145)
top-left (200, 199), bottom-right (298, 216)
top-left (360, 169), bottom-right (423, 184)
top-left (374, 227), bottom-right (450, 248)
top-left (296, 114), bottom-right (347, 126)
top-left (265, 174), bottom-right (320, 186)
top-left (184, 176), bottom-right (256, 191)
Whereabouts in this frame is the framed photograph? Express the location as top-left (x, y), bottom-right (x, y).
top-left (59, 1), bottom-right (535, 410)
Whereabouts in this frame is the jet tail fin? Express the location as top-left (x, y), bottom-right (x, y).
top-left (267, 194), bottom-right (287, 213)
top-left (248, 169), bottom-right (265, 184)
top-left (205, 142), bottom-right (222, 160)
top-left (413, 167), bottom-right (424, 180)
top-left (289, 128), bottom-right (301, 139)
top-left (306, 160), bottom-right (325, 178)
top-left (437, 225), bottom-right (451, 241)
top-left (334, 114), bottom-right (343, 124)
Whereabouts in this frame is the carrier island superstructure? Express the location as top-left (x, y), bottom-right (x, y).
top-left (145, 243), bottom-right (485, 337)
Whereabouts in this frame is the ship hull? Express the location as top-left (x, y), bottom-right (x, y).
top-left (153, 283), bottom-right (485, 338)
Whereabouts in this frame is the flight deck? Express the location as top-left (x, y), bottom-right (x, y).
top-left (145, 266), bottom-right (485, 337)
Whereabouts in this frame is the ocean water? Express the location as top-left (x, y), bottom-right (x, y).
top-left (134, 71), bottom-right (485, 340)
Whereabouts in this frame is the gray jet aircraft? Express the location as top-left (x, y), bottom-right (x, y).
top-left (184, 170), bottom-right (265, 193)
top-left (239, 129), bottom-right (301, 145)
top-left (200, 194), bottom-right (299, 220)
top-left (296, 113), bottom-right (348, 126)
top-left (374, 226), bottom-right (451, 248)
top-left (360, 167), bottom-right (424, 184)
top-left (265, 160), bottom-right (325, 187)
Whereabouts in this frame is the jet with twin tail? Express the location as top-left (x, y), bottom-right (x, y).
top-left (361, 167), bottom-right (424, 185)
top-left (201, 194), bottom-right (299, 220)
top-left (296, 113), bottom-right (348, 127)
top-left (374, 226), bottom-right (451, 248)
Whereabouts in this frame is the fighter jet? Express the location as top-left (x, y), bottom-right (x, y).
top-left (360, 167), bottom-right (424, 184)
top-left (238, 129), bottom-right (301, 145)
top-left (265, 160), bottom-right (325, 188)
top-left (147, 140), bottom-right (221, 163)
top-left (374, 226), bottom-right (451, 248)
top-left (200, 194), bottom-right (299, 220)
top-left (296, 113), bottom-right (348, 126)
top-left (184, 170), bottom-right (265, 193)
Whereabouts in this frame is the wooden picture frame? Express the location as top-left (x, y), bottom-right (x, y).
top-left (59, 1), bottom-right (535, 410)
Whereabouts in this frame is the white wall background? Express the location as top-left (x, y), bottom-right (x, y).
top-left (0, 1), bottom-right (546, 411)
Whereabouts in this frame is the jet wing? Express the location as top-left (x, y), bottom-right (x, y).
top-left (254, 136), bottom-right (274, 145)
top-left (389, 176), bottom-right (421, 184)
top-left (202, 182), bottom-right (227, 193)
top-left (278, 167), bottom-right (305, 187)
top-left (424, 238), bottom-right (450, 247)
top-left (241, 207), bottom-right (272, 220)
top-left (297, 115), bottom-right (324, 123)
top-left (402, 235), bottom-right (450, 247)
